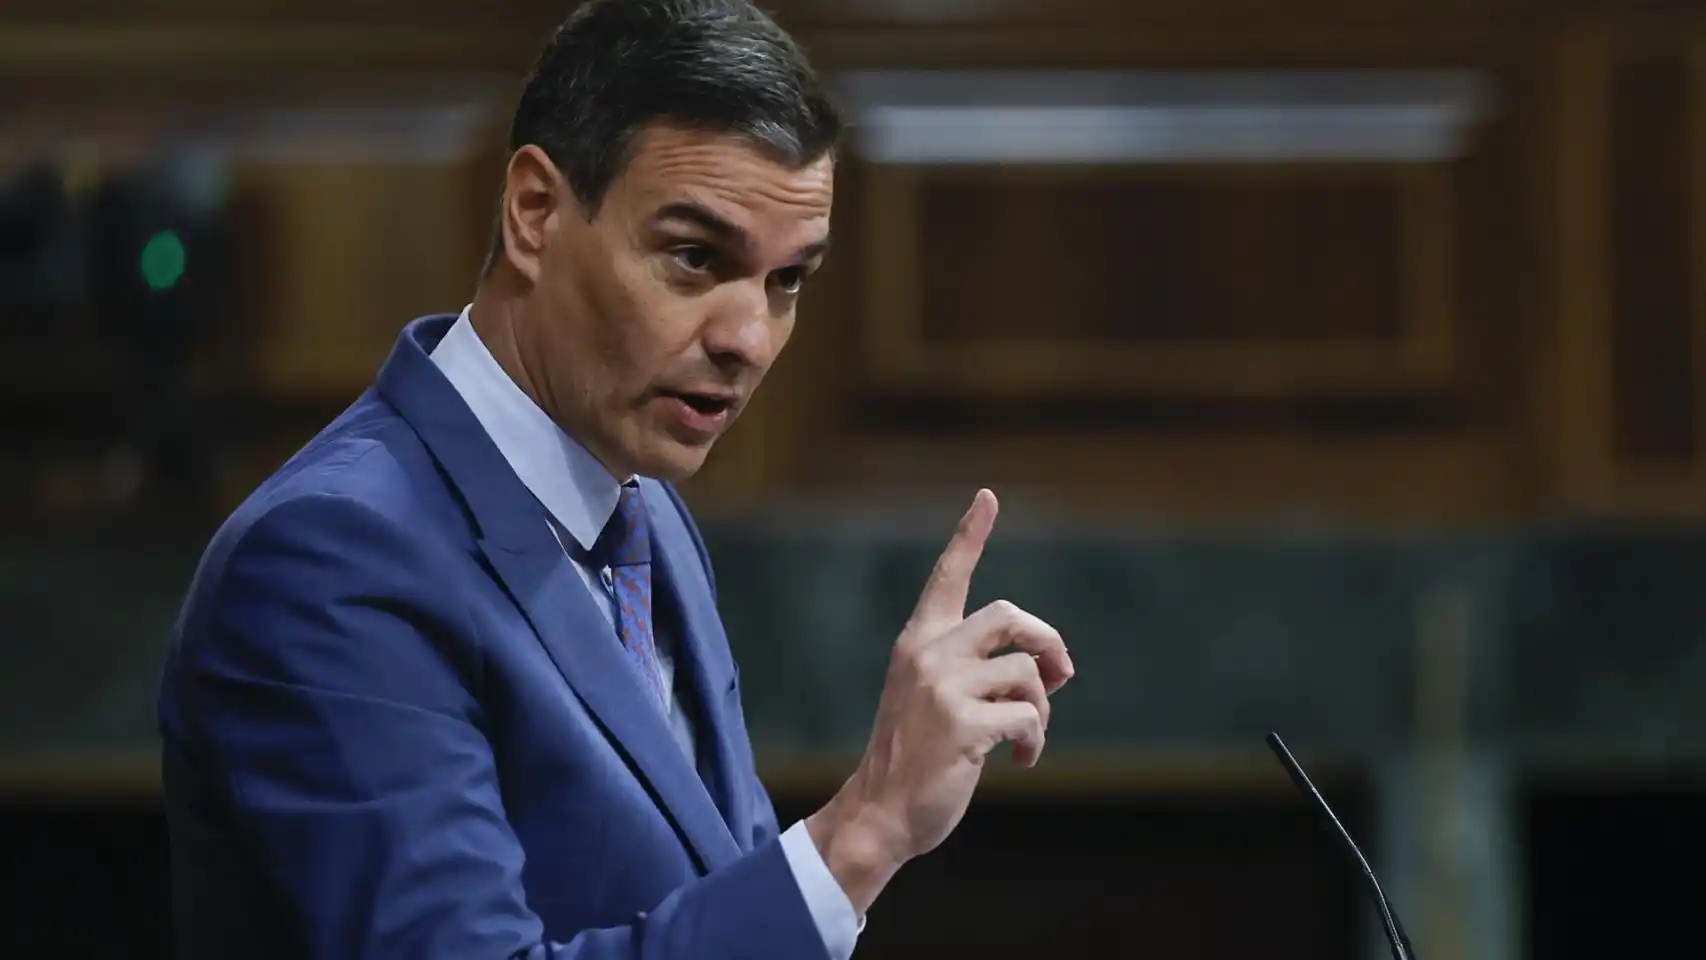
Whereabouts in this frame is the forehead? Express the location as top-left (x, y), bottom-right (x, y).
top-left (608, 124), bottom-right (834, 244)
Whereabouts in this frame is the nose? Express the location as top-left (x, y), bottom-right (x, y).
top-left (701, 281), bottom-right (781, 374)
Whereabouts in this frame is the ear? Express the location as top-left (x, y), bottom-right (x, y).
top-left (498, 145), bottom-right (569, 284)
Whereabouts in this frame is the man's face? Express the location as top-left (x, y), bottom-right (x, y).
top-left (509, 124), bottom-right (833, 482)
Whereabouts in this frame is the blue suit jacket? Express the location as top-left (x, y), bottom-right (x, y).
top-left (158, 316), bottom-right (827, 959)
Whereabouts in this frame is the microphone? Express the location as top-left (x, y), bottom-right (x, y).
top-left (1266, 732), bottom-right (1416, 960)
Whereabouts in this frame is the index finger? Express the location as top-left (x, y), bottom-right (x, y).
top-left (910, 488), bottom-right (998, 625)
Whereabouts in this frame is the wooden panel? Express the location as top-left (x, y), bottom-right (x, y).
top-left (240, 161), bottom-right (484, 400)
top-left (1548, 21), bottom-right (1706, 515)
top-left (2, 0), bottom-right (1674, 32)
top-left (0, 0), bottom-right (1541, 80)
top-left (676, 56), bottom-right (1537, 524)
top-left (863, 164), bottom-right (1456, 399)
top-left (0, 0), bottom-right (1535, 29)
top-left (919, 172), bottom-right (1404, 344)
top-left (1608, 56), bottom-right (1695, 464)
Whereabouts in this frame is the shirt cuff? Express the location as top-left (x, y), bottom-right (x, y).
top-left (778, 820), bottom-right (865, 960)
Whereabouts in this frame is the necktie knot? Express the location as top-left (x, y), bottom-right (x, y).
top-left (590, 484), bottom-right (651, 569)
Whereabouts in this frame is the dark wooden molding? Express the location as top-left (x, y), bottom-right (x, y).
top-left (0, 748), bottom-right (1335, 800)
top-left (858, 163), bottom-right (1459, 400)
top-left (1549, 20), bottom-right (1706, 516)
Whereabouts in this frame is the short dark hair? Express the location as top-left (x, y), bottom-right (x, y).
top-left (485, 0), bottom-right (842, 274)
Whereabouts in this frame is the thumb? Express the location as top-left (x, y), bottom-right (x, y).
top-left (911, 489), bottom-right (998, 625)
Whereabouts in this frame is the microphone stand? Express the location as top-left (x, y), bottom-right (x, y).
top-left (1266, 732), bottom-right (1417, 960)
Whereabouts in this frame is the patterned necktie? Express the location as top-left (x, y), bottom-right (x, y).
top-left (589, 484), bottom-right (670, 711)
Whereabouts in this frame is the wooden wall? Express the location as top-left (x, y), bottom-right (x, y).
top-left (1551, 16), bottom-right (1706, 518)
top-left (4, 0), bottom-right (1705, 525)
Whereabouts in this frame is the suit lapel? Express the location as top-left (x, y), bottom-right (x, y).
top-left (477, 538), bottom-right (741, 873)
top-left (643, 482), bottom-right (750, 838)
top-left (377, 316), bottom-right (740, 874)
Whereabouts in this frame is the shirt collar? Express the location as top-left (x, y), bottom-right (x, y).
top-left (429, 305), bottom-right (624, 552)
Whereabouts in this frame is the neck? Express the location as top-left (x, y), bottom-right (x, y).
top-left (467, 274), bottom-right (633, 484)
top-left (468, 278), bottom-right (541, 411)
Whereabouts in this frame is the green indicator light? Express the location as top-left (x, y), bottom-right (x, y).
top-left (140, 230), bottom-right (186, 292)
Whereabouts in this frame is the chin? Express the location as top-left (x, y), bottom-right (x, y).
top-left (632, 439), bottom-right (713, 483)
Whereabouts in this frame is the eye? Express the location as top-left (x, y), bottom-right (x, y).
top-left (670, 244), bottom-right (715, 273)
top-left (770, 265), bottom-right (807, 295)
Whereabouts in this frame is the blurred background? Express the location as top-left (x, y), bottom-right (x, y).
top-left (2, 0), bottom-right (1704, 957)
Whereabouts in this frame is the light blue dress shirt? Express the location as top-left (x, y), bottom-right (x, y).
top-left (430, 307), bottom-right (860, 959)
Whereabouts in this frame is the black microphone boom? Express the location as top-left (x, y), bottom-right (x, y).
top-left (1265, 732), bottom-right (1417, 960)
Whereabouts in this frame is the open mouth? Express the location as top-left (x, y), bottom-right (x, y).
top-left (659, 390), bottom-right (736, 418)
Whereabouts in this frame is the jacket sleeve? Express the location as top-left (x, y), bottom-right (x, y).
top-left (172, 492), bottom-right (828, 960)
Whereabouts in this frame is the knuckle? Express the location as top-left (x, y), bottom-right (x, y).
top-left (901, 610), bottom-right (935, 638)
top-left (1016, 692), bottom-right (1044, 722)
top-left (914, 643), bottom-right (949, 678)
top-left (1021, 702), bottom-right (1044, 730)
top-left (890, 641), bottom-right (922, 675)
top-left (923, 660), bottom-right (960, 700)
top-left (949, 699), bottom-right (980, 735)
top-left (1026, 620), bottom-right (1063, 651)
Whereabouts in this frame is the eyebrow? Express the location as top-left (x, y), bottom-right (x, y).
top-left (653, 201), bottom-right (830, 263)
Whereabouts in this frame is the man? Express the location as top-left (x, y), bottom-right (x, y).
top-left (157, 1), bottom-right (1074, 957)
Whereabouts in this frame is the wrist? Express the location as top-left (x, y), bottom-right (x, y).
top-left (805, 793), bottom-right (905, 915)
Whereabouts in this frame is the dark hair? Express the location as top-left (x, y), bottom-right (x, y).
top-left (485, 0), bottom-right (842, 274)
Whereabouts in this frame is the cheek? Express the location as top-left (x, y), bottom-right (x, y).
top-left (746, 310), bottom-right (797, 378)
top-left (598, 256), bottom-right (704, 381)
top-left (773, 311), bottom-right (798, 355)
top-left (583, 255), bottom-right (656, 362)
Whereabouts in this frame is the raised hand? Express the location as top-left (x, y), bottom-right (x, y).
top-left (806, 489), bottom-right (1075, 913)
